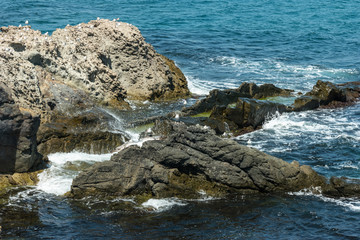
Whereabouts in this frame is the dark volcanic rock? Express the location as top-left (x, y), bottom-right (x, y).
top-left (70, 120), bottom-right (327, 200)
top-left (246, 82), bottom-right (293, 99)
top-left (206, 98), bottom-right (290, 135)
top-left (306, 80), bottom-right (347, 105)
top-left (293, 80), bottom-right (359, 110)
top-left (293, 96), bottom-right (320, 111)
top-left (338, 81), bottom-right (360, 102)
top-left (0, 83), bottom-right (45, 173)
top-left (181, 82), bottom-right (293, 116)
top-left (323, 177), bottom-right (360, 198)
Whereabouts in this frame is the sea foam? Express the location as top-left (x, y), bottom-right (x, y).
top-left (36, 152), bottom-right (114, 195)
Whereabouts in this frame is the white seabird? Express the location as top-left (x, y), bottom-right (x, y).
top-left (25, 20), bottom-right (29, 25)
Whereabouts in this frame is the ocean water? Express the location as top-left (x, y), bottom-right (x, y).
top-left (1, 0), bottom-right (360, 239)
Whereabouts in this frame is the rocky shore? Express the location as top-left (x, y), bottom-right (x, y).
top-left (69, 79), bottom-right (360, 202)
top-left (1, 19), bottom-right (360, 205)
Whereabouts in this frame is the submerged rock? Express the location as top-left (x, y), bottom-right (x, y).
top-left (70, 120), bottom-right (326, 200)
top-left (0, 84), bottom-right (45, 174)
top-left (0, 170), bottom-right (42, 195)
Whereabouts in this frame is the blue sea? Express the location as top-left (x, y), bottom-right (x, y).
top-left (1, 0), bottom-right (360, 239)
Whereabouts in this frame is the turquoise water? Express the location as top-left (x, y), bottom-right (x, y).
top-left (1, 0), bottom-right (360, 239)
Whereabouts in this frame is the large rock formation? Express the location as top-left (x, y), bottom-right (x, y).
top-left (0, 19), bottom-right (190, 157)
top-left (70, 120), bottom-right (327, 200)
top-left (0, 84), bottom-right (44, 174)
top-left (0, 19), bottom-right (189, 117)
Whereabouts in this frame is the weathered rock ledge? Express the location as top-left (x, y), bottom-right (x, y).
top-left (70, 120), bottom-right (360, 201)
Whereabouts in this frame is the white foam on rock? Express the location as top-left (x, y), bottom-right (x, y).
top-left (141, 198), bottom-right (187, 212)
top-left (237, 105), bottom-right (360, 153)
top-left (36, 152), bottom-right (114, 195)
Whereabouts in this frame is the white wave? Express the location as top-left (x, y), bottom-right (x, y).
top-left (141, 198), bottom-right (186, 212)
top-left (194, 189), bottom-right (218, 201)
top-left (289, 187), bottom-right (360, 212)
top-left (209, 56), bottom-right (359, 92)
top-left (186, 75), bottom-right (214, 95)
top-left (99, 108), bottom-right (126, 133)
top-left (36, 152), bottom-right (114, 195)
top-left (243, 107), bottom-right (360, 143)
top-left (333, 161), bottom-right (359, 170)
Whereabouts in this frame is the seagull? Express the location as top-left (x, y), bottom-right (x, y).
top-left (18, 24), bottom-right (22, 27)
top-left (44, 32), bottom-right (48, 35)
top-left (97, 17), bottom-right (100, 20)
top-left (25, 20), bottom-right (29, 25)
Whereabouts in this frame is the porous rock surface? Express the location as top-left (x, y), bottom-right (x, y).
top-left (70, 120), bottom-right (326, 200)
top-left (0, 83), bottom-right (44, 173)
top-left (0, 19), bottom-right (189, 117)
